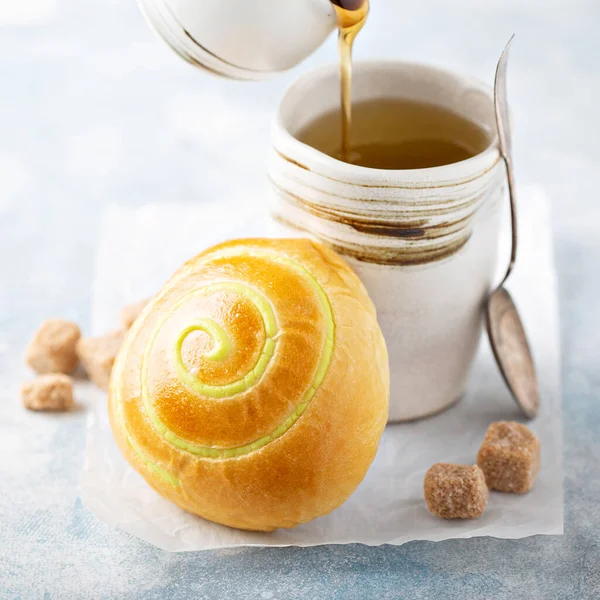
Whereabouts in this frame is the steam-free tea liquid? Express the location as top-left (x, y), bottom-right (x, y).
top-left (297, 97), bottom-right (490, 169)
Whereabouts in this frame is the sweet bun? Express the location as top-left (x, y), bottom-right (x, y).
top-left (109, 238), bottom-right (389, 531)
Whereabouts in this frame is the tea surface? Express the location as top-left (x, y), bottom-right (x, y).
top-left (297, 98), bottom-right (491, 170)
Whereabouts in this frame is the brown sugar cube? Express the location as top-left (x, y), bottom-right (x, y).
top-left (25, 319), bottom-right (81, 374)
top-left (424, 463), bottom-right (488, 519)
top-left (21, 374), bottom-right (74, 411)
top-left (76, 330), bottom-right (125, 390)
top-left (477, 421), bottom-right (541, 494)
top-left (120, 298), bottom-right (149, 330)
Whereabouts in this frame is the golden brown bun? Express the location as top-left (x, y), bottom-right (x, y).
top-left (108, 238), bottom-right (389, 531)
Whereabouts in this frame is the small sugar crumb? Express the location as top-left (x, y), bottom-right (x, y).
top-left (120, 298), bottom-right (149, 330)
top-left (25, 319), bottom-right (81, 374)
top-left (424, 463), bottom-right (488, 520)
top-left (77, 329), bottom-right (124, 390)
top-left (21, 374), bottom-right (74, 411)
top-left (477, 421), bottom-right (540, 494)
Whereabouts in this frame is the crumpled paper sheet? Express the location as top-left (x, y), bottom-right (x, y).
top-left (81, 185), bottom-right (562, 551)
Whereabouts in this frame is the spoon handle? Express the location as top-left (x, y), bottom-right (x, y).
top-left (494, 35), bottom-right (518, 285)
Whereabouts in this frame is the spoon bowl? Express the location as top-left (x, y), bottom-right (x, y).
top-left (486, 288), bottom-right (539, 418)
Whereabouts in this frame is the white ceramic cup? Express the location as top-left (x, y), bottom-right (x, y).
top-left (268, 60), bottom-right (505, 422)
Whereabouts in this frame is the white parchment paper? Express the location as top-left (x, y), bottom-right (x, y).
top-left (81, 185), bottom-right (563, 551)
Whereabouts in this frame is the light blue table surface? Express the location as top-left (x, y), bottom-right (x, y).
top-left (1, 0), bottom-right (599, 598)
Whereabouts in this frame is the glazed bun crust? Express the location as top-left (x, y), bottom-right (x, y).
top-left (109, 238), bottom-right (389, 531)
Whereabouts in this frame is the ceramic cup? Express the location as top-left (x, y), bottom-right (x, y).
top-left (268, 60), bottom-right (505, 422)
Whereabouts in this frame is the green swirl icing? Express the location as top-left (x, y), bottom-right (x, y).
top-left (171, 282), bottom-right (278, 398)
top-left (118, 250), bottom-right (335, 475)
top-left (127, 433), bottom-right (180, 487)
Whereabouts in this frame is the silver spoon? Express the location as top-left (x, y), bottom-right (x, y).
top-left (485, 35), bottom-right (540, 419)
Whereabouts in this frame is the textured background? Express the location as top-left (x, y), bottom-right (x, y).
top-left (1, 0), bottom-right (599, 598)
